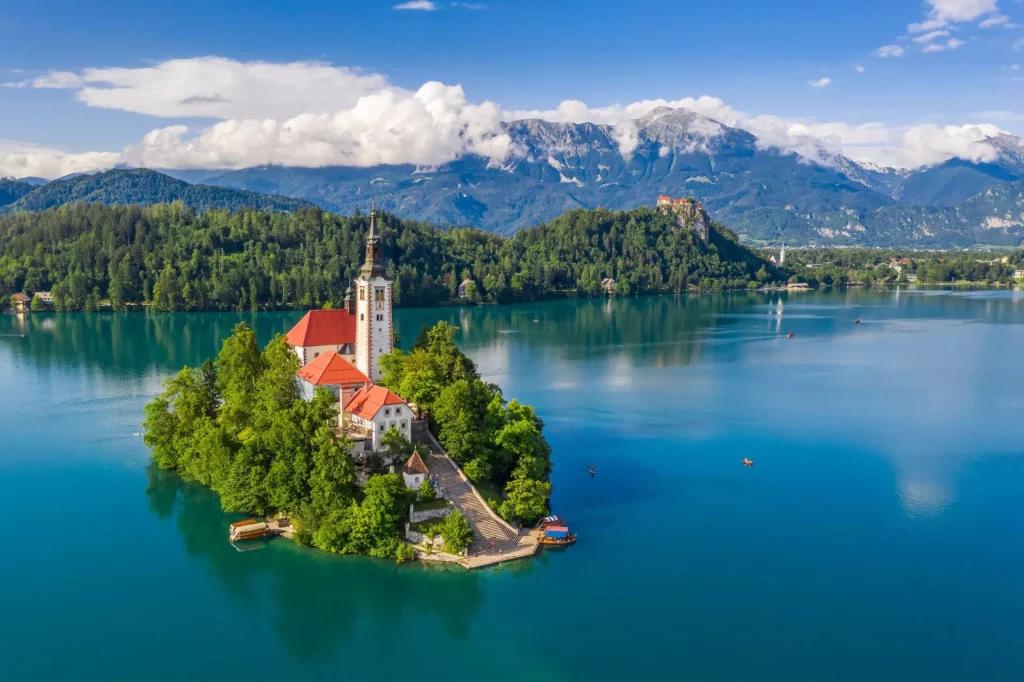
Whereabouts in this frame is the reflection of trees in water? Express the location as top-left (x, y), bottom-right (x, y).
top-left (0, 312), bottom-right (303, 379)
top-left (7, 291), bottom-right (1024, 382)
top-left (144, 466), bottom-right (486, 660)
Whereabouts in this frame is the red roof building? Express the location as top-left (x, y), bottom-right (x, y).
top-left (344, 384), bottom-right (407, 420)
top-left (286, 309), bottom-right (357, 365)
top-left (296, 350), bottom-right (369, 387)
top-left (286, 309), bottom-right (356, 348)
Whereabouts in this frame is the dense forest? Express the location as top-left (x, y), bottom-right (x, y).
top-left (1, 169), bottom-right (313, 215)
top-left (780, 248), bottom-right (1024, 287)
top-left (0, 178), bottom-right (35, 207)
top-left (0, 201), bottom-right (779, 311)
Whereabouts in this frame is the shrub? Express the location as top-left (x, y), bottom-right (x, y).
top-left (395, 542), bottom-right (417, 563)
top-left (439, 509), bottom-right (474, 554)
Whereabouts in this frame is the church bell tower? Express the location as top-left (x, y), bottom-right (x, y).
top-left (354, 203), bottom-right (392, 382)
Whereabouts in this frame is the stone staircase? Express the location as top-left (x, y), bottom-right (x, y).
top-left (424, 451), bottom-right (521, 554)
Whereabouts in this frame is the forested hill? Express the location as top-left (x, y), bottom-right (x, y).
top-left (0, 178), bottom-right (35, 208)
top-left (0, 202), bottom-right (780, 311)
top-left (1, 169), bottom-right (315, 214)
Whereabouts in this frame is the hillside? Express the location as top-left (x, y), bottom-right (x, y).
top-left (1, 168), bottom-right (315, 214)
top-left (0, 202), bottom-right (779, 311)
top-left (0, 178), bottom-right (35, 208)
top-left (749, 181), bottom-right (1024, 248)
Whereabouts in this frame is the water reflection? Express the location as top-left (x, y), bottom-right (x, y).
top-left (145, 465), bottom-right (495, 656)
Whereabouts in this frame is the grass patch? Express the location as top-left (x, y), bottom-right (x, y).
top-left (413, 498), bottom-right (451, 512)
top-left (410, 519), bottom-right (444, 536)
top-left (473, 479), bottom-right (505, 507)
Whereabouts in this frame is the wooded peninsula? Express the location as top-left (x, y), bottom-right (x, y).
top-left (0, 202), bottom-right (777, 311)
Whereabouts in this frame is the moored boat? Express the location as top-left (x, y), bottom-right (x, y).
top-left (229, 519), bottom-right (274, 542)
top-left (539, 526), bottom-right (576, 546)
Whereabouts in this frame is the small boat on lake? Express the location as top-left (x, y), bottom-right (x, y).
top-left (539, 526), bottom-right (576, 546)
top-left (742, 458), bottom-right (754, 467)
top-left (229, 519), bottom-right (274, 543)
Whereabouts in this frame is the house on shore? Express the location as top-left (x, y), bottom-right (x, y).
top-left (601, 277), bottom-right (616, 294)
top-left (10, 293), bottom-right (30, 313)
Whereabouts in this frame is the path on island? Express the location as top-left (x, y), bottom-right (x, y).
top-left (415, 428), bottom-right (539, 569)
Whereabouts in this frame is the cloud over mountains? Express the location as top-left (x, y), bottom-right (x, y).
top-left (0, 56), bottom-right (1017, 178)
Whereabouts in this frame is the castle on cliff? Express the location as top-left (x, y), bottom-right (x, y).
top-left (656, 195), bottom-right (709, 243)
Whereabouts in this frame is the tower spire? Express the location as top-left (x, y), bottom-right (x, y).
top-left (360, 202), bottom-right (385, 278)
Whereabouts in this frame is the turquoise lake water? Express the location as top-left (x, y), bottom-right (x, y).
top-left (2, 289), bottom-right (1023, 681)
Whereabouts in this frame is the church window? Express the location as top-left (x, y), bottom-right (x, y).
top-left (396, 408), bottom-right (402, 416)
top-left (359, 313), bottom-right (364, 321)
top-left (384, 408), bottom-right (390, 416)
top-left (359, 288), bottom-right (365, 301)
top-left (400, 420), bottom-right (406, 428)
top-left (375, 289), bottom-right (384, 302)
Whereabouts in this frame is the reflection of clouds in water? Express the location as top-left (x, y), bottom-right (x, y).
top-left (899, 477), bottom-right (953, 517)
top-left (604, 353), bottom-right (632, 389)
top-left (471, 337), bottom-right (509, 384)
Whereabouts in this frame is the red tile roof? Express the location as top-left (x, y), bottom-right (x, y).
top-left (403, 451), bottom-right (428, 475)
top-left (344, 384), bottom-right (407, 420)
top-left (286, 309), bottom-right (356, 347)
top-left (11, 293), bottom-right (29, 302)
top-left (296, 350), bottom-right (369, 387)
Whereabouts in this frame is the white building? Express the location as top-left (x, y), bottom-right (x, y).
top-left (353, 206), bottom-right (393, 382)
top-left (402, 451), bottom-right (429, 489)
top-left (343, 384), bottom-right (412, 452)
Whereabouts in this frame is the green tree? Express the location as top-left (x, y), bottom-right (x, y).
top-left (439, 509), bottom-right (474, 554)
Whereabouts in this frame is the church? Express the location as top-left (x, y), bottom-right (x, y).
top-left (288, 205), bottom-right (413, 456)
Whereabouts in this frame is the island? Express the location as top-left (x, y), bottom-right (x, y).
top-left (143, 207), bottom-right (554, 566)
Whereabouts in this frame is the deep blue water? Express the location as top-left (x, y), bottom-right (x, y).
top-left (1, 289), bottom-right (1023, 681)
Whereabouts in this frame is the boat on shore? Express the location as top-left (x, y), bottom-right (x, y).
top-left (539, 526), bottom-right (576, 546)
top-left (229, 519), bottom-right (275, 543)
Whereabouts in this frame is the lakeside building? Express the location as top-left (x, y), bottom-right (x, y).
top-left (343, 384), bottom-right (411, 453)
top-left (289, 204), bottom-right (414, 455)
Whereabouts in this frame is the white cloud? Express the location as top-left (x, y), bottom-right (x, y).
top-left (451, 2), bottom-right (487, 8)
top-left (0, 139), bottom-right (120, 178)
top-left (49, 57), bottom-right (391, 120)
top-left (1, 57), bottom-right (1015, 177)
top-left (807, 77), bottom-right (832, 88)
top-left (922, 37), bottom-right (968, 52)
top-left (909, 0), bottom-right (999, 32)
top-left (32, 71), bottom-right (82, 89)
top-left (392, 1), bottom-right (437, 9)
top-left (913, 29), bottom-right (950, 43)
top-left (874, 44), bottom-right (906, 57)
top-left (979, 13), bottom-right (1010, 27)
top-left (855, 64), bottom-right (866, 73)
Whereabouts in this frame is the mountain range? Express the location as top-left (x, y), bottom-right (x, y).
top-left (5, 107), bottom-right (1024, 247)
top-left (0, 168), bottom-right (313, 214)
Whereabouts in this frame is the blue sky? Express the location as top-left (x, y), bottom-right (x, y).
top-left (1, 0), bottom-right (1023, 176)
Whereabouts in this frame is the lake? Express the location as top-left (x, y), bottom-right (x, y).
top-left (2, 289), bottom-right (1023, 681)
